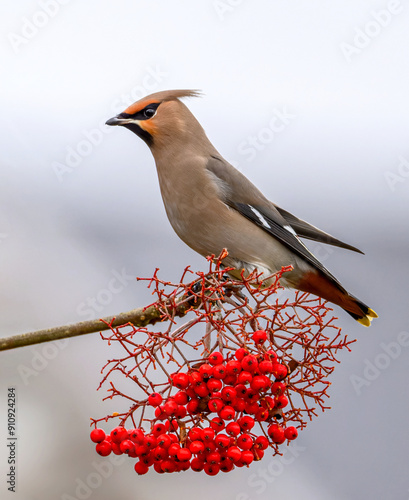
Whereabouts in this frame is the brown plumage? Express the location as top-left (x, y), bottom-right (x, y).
top-left (106, 90), bottom-right (378, 326)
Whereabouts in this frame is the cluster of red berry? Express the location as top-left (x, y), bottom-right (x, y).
top-left (90, 331), bottom-right (298, 475)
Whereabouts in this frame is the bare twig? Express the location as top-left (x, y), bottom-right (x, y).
top-left (0, 295), bottom-right (200, 352)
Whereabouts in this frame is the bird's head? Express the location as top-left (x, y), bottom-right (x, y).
top-left (106, 89), bottom-right (203, 150)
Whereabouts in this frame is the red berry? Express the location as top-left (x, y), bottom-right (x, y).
top-left (175, 406), bottom-right (187, 419)
top-left (90, 428), bottom-right (106, 443)
top-left (188, 427), bottom-right (204, 441)
top-left (168, 443), bottom-right (181, 458)
top-left (226, 422), bottom-right (241, 436)
top-left (271, 381), bottom-right (286, 395)
top-left (135, 444), bottom-right (150, 457)
top-left (252, 329), bottom-right (267, 344)
top-left (241, 355), bottom-right (258, 372)
top-left (169, 434), bottom-right (178, 444)
top-left (226, 445), bottom-right (242, 462)
top-left (189, 371), bottom-right (204, 386)
top-left (161, 459), bottom-right (177, 473)
top-left (208, 351), bottom-right (224, 365)
top-left (250, 375), bottom-right (269, 392)
top-left (110, 426), bottom-right (128, 444)
top-left (194, 384), bottom-right (210, 398)
top-left (265, 349), bottom-right (278, 362)
top-left (186, 399), bottom-right (200, 414)
top-left (212, 364), bottom-right (227, 379)
top-left (272, 363), bottom-right (288, 380)
top-left (238, 416), bottom-right (255, 431)
top-left (268, 423), bottom-right (286, 444)
top-left (190, 457), bottom-right (205, 472)
top-left (141, 454), bottom-right (154, 467)
top-left (134, 461), bottom-right (149, 475)
top-left (153, 462), bottom-right (164, 474)
top-left (152, 446), bottom-right (168, 461)
top-left (255, 408), bottom-right (269, 421)
top-left (225, 360), bottom-right (242, 375)
top-left (253, 448), bottom-right (264, 461)
top-left (186, 386), bottom-right (197, 399)
top-left (202, 428), bottom-right (216, 441)
top-left (111, 441), bottom-right (123, 455)
top-left (199, 363), bottom-right (214, 378)
top-left (163, 400), bottom-right (178, 416)
top-left (156, 434), bottom-right (172, 449)
top-left (284, 426), bottom-right (298, 440)
top-left (173, 390), bottom-right (189, 405)
top-left (206, 451), bottom-right (221, 465)
top-left (237, 433), bottom-right (253, 450)
top-left (244, 401), bottom-right (260, 415)
top-left (145, 435), bottom-right (157, 449)
top-left (95, 440), bottom-right (112, 456)
top-left (220, 460), bottom-right (234, 472)
top-left (208, 398), bottom-right (224, 413)
top-left (259, 360), bottom-right (274, 374)
top-left (223, 374), bottom-right (238, 386)
top-left (120, 439), bottom-right (135, 454)
top-left (155, 406), bottom-right (168, 420)
top-left (218, 405), bottom-right (235, 421)
top-left (172, 372), bottom-right (190, 389)
top-left (215, 434), bottom-right (231, 449)
top-left (210, 417), bottom-right (225, 432)
top-left (275, 394), bottom-right (289, 409)
top-left (237, 371), bottom-right (253, 385)
top-left (151, 424), bottom-right (166, 437)
top-left (234, 348), bottom-right (248, 361)
top-left (255, 436), bottom-right (269, 450)
top-left (177, 448), bottom-right (192, 461)
top-left (189, 440), bottom-right (205, 454)
top-left (203, 441), bottom-right (217, 454)
top-left (207, 378), bottom-right (223, 393)
top-left (240, 450), bottom-right (254, 465)
top-left (204, 463), bottom-right (220, 475)
top-left (233, 398), bottom-right (246, 412)
top-left (235, 384), bottom-right (248, 397)
top-left (244, 388), bottom-right (259, 402)
top-left (221, 386), bottom-right (237, 402)
top-left (148, 393), bottom-right (163, 407)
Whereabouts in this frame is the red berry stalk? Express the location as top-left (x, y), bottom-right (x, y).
top-left (90, 252), bottom-right (355, 475)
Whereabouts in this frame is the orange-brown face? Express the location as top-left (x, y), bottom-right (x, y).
top-left (105, 97), bottom-right (162, 146)
top-left (106, 89), bottom-right (200, 147)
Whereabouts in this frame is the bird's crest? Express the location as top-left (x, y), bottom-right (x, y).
top-left (124, 89), bottom-right (201, 116)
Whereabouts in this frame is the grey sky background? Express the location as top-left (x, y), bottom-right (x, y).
top-left (1, 1), bottom-right (408, 499)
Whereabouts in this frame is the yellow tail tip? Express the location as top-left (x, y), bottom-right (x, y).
top-left (357, 308), bottom-right (378, 327)
top-left (357, 316), bottom-right (371, 327)
top-left (368, 308), bottom-right (378, 318)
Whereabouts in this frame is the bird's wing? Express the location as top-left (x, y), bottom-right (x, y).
top-left (274, 206), bottom-right (364, 254)
top-left (206, 155), bottom-right (342, 283)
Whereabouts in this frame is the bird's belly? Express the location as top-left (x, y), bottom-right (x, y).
top-left (163, 197), bottom-right (310, 287)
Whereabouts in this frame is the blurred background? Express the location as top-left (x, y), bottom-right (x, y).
top-left (1, 1), bottom-right (408, 498)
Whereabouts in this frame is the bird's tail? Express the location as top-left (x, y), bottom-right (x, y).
top-left (296, 271), bottom-right (378, 327)
top-left (344, 298), bottom-right (378, 327)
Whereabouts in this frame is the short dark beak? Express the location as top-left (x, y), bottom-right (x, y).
top-left (106, 115), bottom-right (129, 126)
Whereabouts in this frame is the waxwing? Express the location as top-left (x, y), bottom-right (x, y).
top-left (106, 90), bottom-right (377, 326)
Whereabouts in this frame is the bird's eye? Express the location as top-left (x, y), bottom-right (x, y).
top-left (143, 108), bottom-right (156, 119)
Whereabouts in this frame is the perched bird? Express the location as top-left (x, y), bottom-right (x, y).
top-left (106, 90), bottom-right (377, 326)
